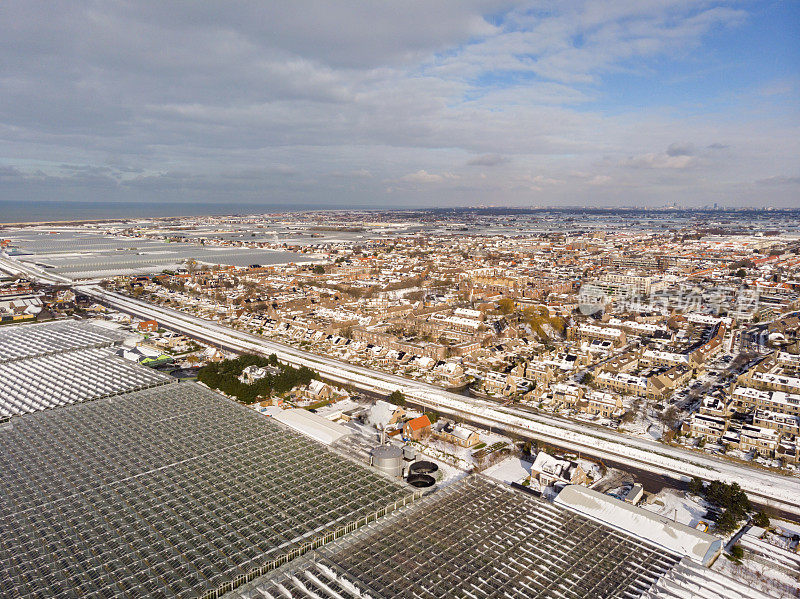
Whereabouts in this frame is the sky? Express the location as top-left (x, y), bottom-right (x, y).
top-left (0, 1), bottom-right (798, 209)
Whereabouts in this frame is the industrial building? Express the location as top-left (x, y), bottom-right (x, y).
top-left (0, 384), bottom-right (417, 598)
top-left (232, 476), bottom-right (686, 599)
top-left (554, 485), bottom-right (722, 566)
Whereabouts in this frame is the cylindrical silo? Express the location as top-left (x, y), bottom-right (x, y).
top-left (371, 444), bottom-right (403, 478)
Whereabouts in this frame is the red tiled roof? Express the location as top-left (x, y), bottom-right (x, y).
top-left (406, 415), bottom-right (431, 431)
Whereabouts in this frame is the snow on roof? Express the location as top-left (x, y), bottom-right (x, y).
top-left (531, 451), bottom-right (571, 478)
top-left (451, 425), bottom-right (474, 440)
top-left (641, 556), bottom-right (774, 599)
top-left (308, 379), bottom-right (328, 395)
top-left (453, 307), bottom-right (482, 319)
top-left (272, 408), bottom-right (353, 446)
top-left (554, 485), bottom-right (722, 566)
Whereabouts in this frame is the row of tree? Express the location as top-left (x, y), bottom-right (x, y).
top-left (688, 477), bottom-right (769, 533)
top-left (197, 353), bottom-right (316, 404)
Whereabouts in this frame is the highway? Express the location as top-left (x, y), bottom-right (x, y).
top-left (75, 283), bottom-right (800, 515)
top-left (3, 254), bottom-right (800, 515)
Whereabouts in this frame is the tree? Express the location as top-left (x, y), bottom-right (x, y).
top-left (389, 390), bottom-right (406, 407)
top-left (752, 510), bottom-right (770, 528)
top-left (313, 265), bottom-right (325, 275)
top-left (498, 298), bottom-right (515, 314)
top-left (716, 509), bottom-right (739, 534)
top-left (730, 545), bottom-right (744, 560)
top-left (688, 476), bottom-right (704, 495)
top-left (659, 405), bottom-right (681, 429)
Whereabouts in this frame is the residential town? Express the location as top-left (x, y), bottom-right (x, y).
top-left (2, 207), bottom-right (800, 596)
top-left (43, 209), bottom-right (797, 476)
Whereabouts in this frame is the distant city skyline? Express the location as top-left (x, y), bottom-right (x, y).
top-left (1, 1), bottom-right (798, 208)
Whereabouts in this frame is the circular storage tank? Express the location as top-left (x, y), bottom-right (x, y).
top-left (402, 445), bottom-right (416, 461)
top-left (371, 445), bottom-right (403, 478)
top-left (409, 460), bottom-right (438, 475)
top-left (407, 473), bottom-right (435, 488)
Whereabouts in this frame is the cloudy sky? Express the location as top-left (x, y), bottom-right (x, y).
top-left (1, 1), bottom-right (798, 208)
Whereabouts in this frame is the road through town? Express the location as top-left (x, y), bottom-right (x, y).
top-left (74, 283), bottom-right (800, 515)
top-left (2, 254), bottom-right (799, 515)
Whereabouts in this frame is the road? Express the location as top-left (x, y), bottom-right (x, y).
top-left (3, 253), bottom-right (800, 515)
top-left (73, 283), bottom-right (800, 515)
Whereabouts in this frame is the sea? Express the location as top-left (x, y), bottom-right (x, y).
top-left (0, 200), bottom-right (329, 224)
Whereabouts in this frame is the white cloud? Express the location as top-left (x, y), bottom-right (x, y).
top-left (397, 170), bottom-right (458, 184)
top-left (0, 1), bottom-right (796, 207)
top-left (619, 153), bottom-right (696, 170)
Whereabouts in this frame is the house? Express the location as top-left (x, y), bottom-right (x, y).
top-left (625, 483), bottom-right (644, 505)
top-left (585, 391), bottom-right (623, 418)
top-left (681, 413), bottom-right (727, 442)
top-left (138, 319), bottom-right (158, 333)
top-left (305, 380), bottom-right (332, 401)
top-left (434, 361), bottom-right (465, 386)
top-left (403, 415), bottom-right (432, 440)
top-left (483, 370), bottom-right (507, 395)
top-left (202, 347), bottom-right (225, 362)
top-left (240, 365), bottom-right (269, 384)
top-left (739, 424), bottom-right (779, 457)
top-left (369, 400), bottom-right (406, 427)
top-left (552, 383), bottom-right (584, 409)
top-left (436, 422), bottom-right (480, 448)
top-left (531, 451), bottom-right (588, 487)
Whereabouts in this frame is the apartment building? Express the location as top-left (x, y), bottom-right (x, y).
top-left (777, 351), bottom-right (800, 373)
top-left (594, 273), bottom-right (666, 296)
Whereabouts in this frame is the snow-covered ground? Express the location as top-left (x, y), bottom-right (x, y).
top-left (408, 437), bottom-right (473, 470)
top-left (642, 488), bottom-right (709, 529)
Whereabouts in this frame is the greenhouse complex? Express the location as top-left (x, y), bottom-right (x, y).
top-left (0, 384), bottom-right (418, 597)
top-left (0, 320), bottom-right (171, 419)
top-left (230, 476), bottom-right (766, 599)
top-left (0, 320), bottom-right (770, 598)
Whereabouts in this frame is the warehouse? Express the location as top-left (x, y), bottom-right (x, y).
top-left (554, 485), bottom-right (722, 566)
top-left (270, 407), bottom-right (354, 445)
